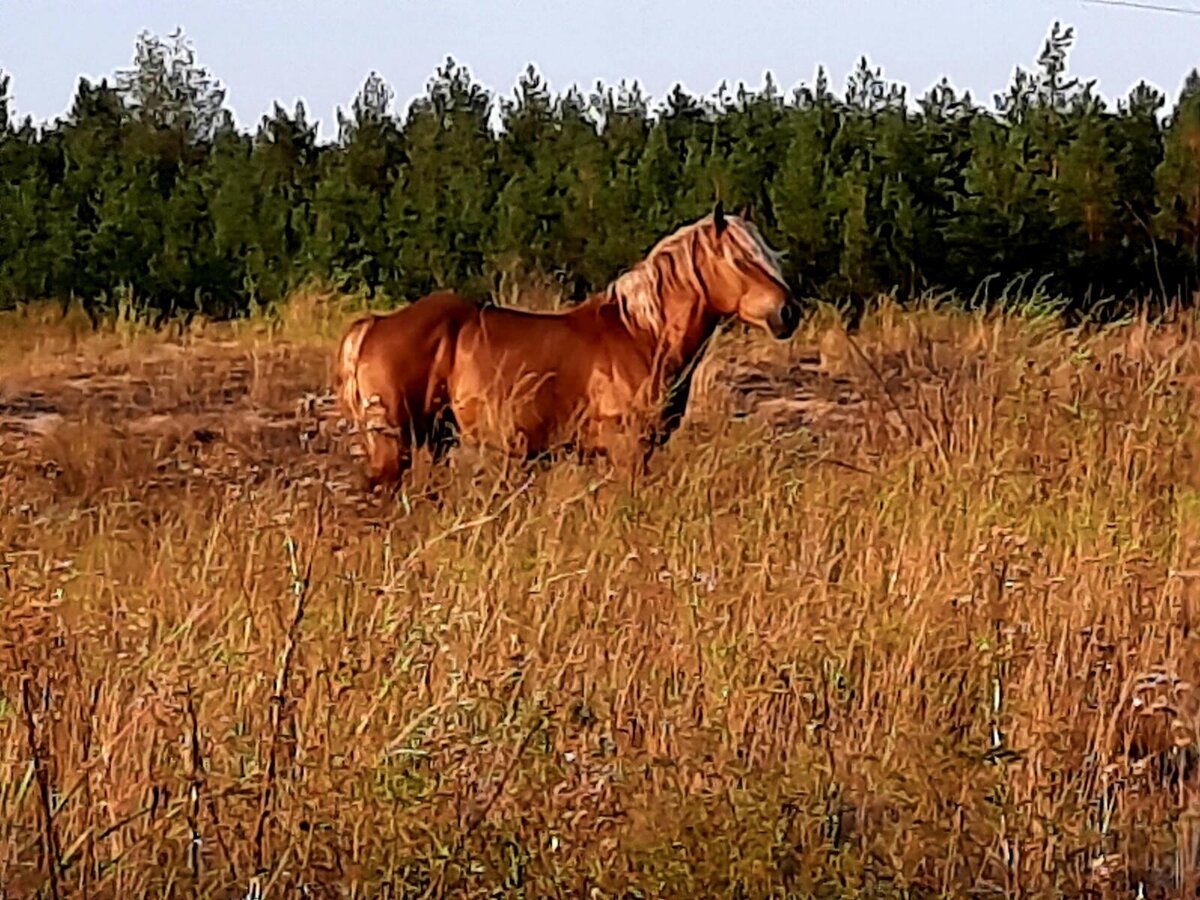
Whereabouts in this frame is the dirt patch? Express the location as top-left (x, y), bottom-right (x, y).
top-left (724, 351), bottom-right (869, 433)
top-left (0, 331), bottom-right (958, 501)
top-left (0, 390), bottom-right (63, 437)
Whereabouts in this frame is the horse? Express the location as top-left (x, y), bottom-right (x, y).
top-left (335, 201), bottom-right (800, 490)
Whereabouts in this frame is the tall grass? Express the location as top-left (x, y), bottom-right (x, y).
top-left (1, 294), bottom-right (1199, 897)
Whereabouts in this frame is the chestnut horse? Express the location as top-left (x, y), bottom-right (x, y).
top-left (335, 202), bottom-right (800, 489)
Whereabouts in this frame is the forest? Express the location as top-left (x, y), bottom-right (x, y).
top-left (1, 23), bottom-right (1199, 320)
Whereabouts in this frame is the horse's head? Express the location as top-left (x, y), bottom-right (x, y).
top-left (702, 201), bottom-right (800, 340)
top-left (607, 203), bottom-right (801, 346)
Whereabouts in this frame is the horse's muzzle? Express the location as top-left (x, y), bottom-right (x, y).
top-left (768, 301), bottom-right (800, 340)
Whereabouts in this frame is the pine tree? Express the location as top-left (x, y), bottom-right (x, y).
top-left (1052, 87), bottom-right (1118, 298)
top-left (581, 81), bottom-right (652, 286)
top-left (946, 114), bottom-right (1047, 301)
top-left (385, 58), bottom-right (498, 298)
top-left (0, 69), bottom-right (10, 134)
top-left (1111, 81), bottom-right (1165, 294)
top-left (912, 78), bottom-right (977, 291)
top-left (207, 128), bottom-right (258, 302)
top-left (770, 126), bottom-right (829, 281)
top-left (115, 28), bottom-right (232, 143)
top-left (53, 78), bottom-right (130, 311)
top-left (635, 85), bottom-right (712, 238)
top-left (1155, 70), bottom-right (1200, 288)
top-left (213, 100), bottom-right (322, 304)
top-left (826, 58), bottom-right (909, 296)
top-left (549, 87), bottom-right (611, 295)
top-left (491, 65), bottom-right (562, 282)
top-left (709, 74), bottom-right (788, 216)
top-left (0, 70), bottom-right (64, 305)
top-left (313, 72), bottom-right (403, 295)
top-left (768, 74), bottom-right (839, 290)
top-left (829, 155), bottom-right (875, 298)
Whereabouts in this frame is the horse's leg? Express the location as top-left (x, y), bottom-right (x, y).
top-left (411, 408), bottom-right (457, 504)
top-left (591, 417), bottom-right (650, 492)
top-left (422, 335), bottom-right (463, 472)
top-left (625, 434), bottom-right (653, 496)
top-left (365, 428), bottom-right (410, 492)
top-left (361, 392), bottom-right (413, 492)
top-left (428, 406), bottom-right (459, 466)
top-left (655, 365), bottom-right (701, 449)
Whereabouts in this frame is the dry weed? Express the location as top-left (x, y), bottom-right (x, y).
top-left (1, 297), bottom-right (1200, 897)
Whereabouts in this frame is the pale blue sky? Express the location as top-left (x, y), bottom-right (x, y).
top-left (1, 0), bottom-right (1197, 140)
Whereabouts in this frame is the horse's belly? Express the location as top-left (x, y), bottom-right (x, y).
top-left (581, 369), bottom-right (648, 435)
top-left (448, 365), bottom-right (584, 454)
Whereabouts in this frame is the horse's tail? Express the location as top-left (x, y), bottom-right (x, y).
top-left (335, 315), bottom-right (375, 429)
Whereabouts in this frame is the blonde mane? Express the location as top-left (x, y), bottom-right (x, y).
top-left (603, 212), bottom-right (787, 339)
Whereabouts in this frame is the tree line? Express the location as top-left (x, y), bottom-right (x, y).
top-left (1, 23), bottom-right (1199, 322)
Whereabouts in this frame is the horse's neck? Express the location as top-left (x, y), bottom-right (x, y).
top-left (593, 281), bottom-right (719, 400)
top-left (648, 292), bottom-right (720, 390)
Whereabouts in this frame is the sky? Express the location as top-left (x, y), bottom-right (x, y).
top-left (1, 0), bottom-right (1198, 140)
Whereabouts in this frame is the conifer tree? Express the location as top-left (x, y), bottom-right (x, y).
top-left (313, 72), bottom-right (403, 295)
top-left (385, 58), bottom-right (497, 298)
top-left (0, 69), bottom-right (10, 133)
top-left (910, 78), bottom-right (976, 291)
top-left (1155, 71), bottom-right (1200, 286)
top-left (55, 78), bottom-right (129, 310)
top-left (1052, 86), bottom-right (1117, 297)
top-left (115, 28), bottom-right (232, 143)
top-left (491, 66), bottom-right (562, 281)
top-left (0, 71), bottom-right (63, 305)
top-left (580, 81), bottom-right (652, 286)
top-left (1111, 82), bottom-right (1165, 295)
top-left (244, 101), bottom-right (321, 302)
top-left (768, 72), bottom-right (839, 290)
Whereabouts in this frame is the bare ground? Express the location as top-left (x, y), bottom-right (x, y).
top-left (0, 324), bottom-right (917, 499)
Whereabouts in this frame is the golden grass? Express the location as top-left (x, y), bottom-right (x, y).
top-left (2, 294), bottom-right (1200, 897)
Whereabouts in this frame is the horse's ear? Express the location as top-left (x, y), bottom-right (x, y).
top-left (713, 200), bottom-right (727, 236)
top-left (740, 202), bottom-right (755, 224)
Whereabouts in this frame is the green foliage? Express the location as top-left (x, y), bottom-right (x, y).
top-left (1156, 70), bottom-right (1200, 279)
top-left (2, 23), bottom-right (1200, 320)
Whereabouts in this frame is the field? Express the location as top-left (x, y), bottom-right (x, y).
top-left (2, 292), bottom-right (1200, 898)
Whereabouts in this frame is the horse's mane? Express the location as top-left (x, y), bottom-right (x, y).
top-left (603, 213), bottom-right (786, 338)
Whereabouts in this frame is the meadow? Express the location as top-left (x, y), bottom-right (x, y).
top-left (2, 291), bottom-right (1200, 898)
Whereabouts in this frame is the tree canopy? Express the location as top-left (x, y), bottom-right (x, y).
top-left (1, 24), bottom-right (1197, 320)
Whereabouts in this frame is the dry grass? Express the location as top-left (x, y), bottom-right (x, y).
top-left (2, 292), bottom-right (1200, 897)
